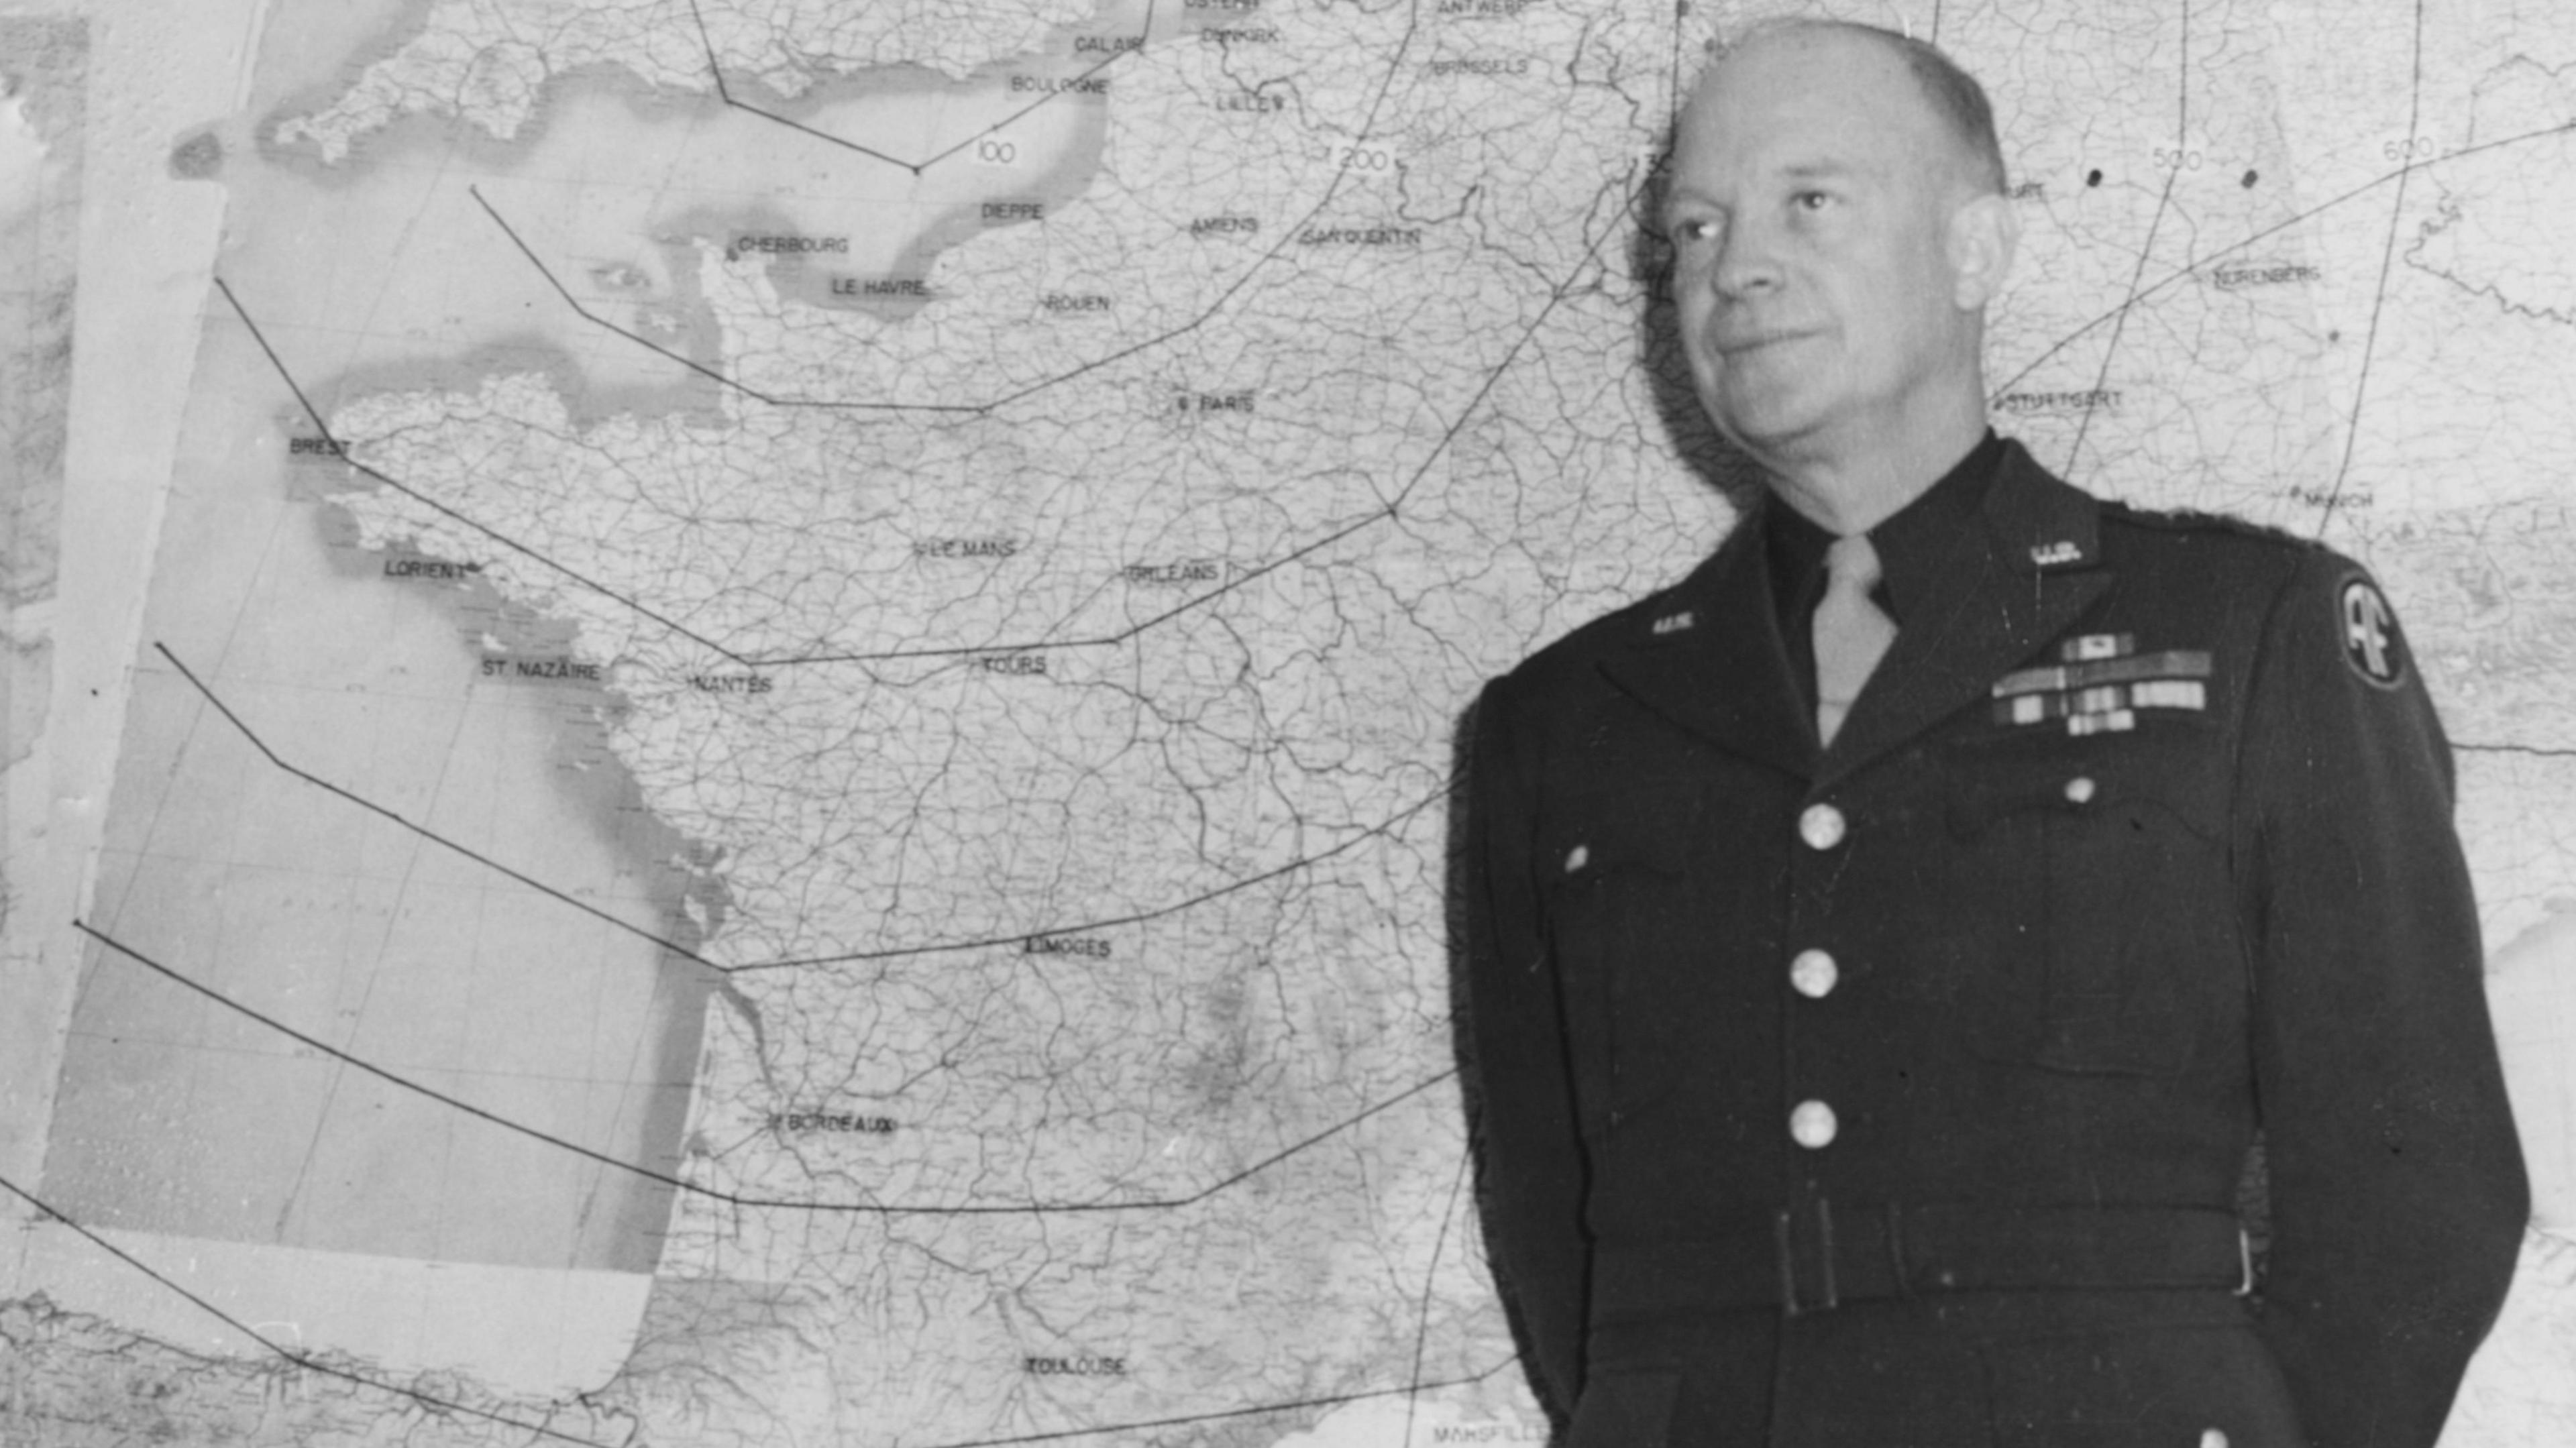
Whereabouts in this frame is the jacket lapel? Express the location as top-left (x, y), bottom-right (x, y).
top-left (1595, 508), bottom-right (1819, 783)
top-left (1815, 442), bottom-right (2113, 786)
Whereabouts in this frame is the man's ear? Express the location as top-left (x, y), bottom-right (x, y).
top-left (1947, 191), bottom-right (2019, 311)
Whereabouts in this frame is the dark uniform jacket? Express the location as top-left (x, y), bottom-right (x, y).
top-left (1459, 437), bottom-right (2528, 1447)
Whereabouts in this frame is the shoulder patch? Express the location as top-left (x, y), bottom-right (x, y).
top-left (2336, 573), bottom-right (2408, 689)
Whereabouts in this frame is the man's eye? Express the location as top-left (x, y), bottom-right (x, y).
top-left (1795, 190), bottom-right (1834, 211)
top-left (1669, 217), bottom-right (1719, 244)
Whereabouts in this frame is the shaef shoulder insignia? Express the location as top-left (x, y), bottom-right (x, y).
top-left (2336, 573), bottom-right (2408, 689)
top-left (1651, 610), bottom-right (1695, 636)
top-left (1992, 633), bottom-right (2212, 734)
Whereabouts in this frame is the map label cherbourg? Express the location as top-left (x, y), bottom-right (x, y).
top-left (730, 233), bottom-right (849, 260)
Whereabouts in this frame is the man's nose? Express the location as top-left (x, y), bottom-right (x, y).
top-left (1710, 217), bottom-right (1785, 298)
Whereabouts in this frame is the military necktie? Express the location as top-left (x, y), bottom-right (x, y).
top-left (1813, 533), bottom-right (1896, 746)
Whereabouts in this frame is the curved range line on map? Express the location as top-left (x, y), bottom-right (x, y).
top-left (222, 166), bottom-right (1629, 669)
top-left (5, 1146), bottom-right (1511, 1448)
top-left (913, 1357), bottom-right (1518, 1448)
top-left (150, 639), bottom-right (1444, 973)
top-left (72, 920), bottom-right (1459, 1217)
top-left (211, 279), bottom-right (755, 663)
top-left (0, 1170), bottom-right (627, 1447)
top-left (1985, 117), bottom-right (2576, 412)
top-left (685, 0), bottom-right (1160, 177)
top-left (2058, 164), bottom-right (2181, 480)
top-left (2310, 0), bottom-right (2428, 537)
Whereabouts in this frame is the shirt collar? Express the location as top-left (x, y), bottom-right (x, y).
top-left (1763, 429), bottom-right (2005, 627)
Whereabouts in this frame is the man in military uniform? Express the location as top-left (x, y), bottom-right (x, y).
top-left (1458, 19), bottom-right (2527, 1447)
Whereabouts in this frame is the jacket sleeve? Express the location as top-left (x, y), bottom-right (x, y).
top-left (1457, 678), bottom-right (1593, 1423)
top-left (2235, 549), bottom-right (2529, 1447)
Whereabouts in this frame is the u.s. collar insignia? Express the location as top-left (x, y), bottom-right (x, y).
top-left (2029, 539), bottom-right (2084, 568)
top-left (1651, 610), bottom-right (1695, 636)
top-left (2337, 574), bottom-right (2408, 689)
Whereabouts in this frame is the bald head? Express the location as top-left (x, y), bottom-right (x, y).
top-left (1701, 19), bottom-right (2007, 199)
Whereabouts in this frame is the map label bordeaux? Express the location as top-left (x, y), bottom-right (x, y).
top-left (914, 537), bottom-right (1020, 559)
top-left (1023, 1356), bottom-right (1128, 1376)
top-left (769, 1111), bottom-right (896, 1134)
top-left (1024, 935), bottom-right (1112, 958)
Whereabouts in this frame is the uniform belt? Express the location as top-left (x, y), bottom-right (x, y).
top-left (1590, 1203), bottom-right (2251, 1321)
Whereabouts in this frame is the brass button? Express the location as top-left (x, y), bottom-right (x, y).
top-left (2199, 1431), bottom-right (2229, 1448)
top-left (1790, 949), bottom-right (1839, 999)
top-left (2064, 775), bottom-right (2098, 805)
top-left (1564, 844), bottom-right (1589, 873)
top-left (1789, 1099), bottom-right (1838, 1149)
top-left (1798, 803), bottom-right (1847, 850)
